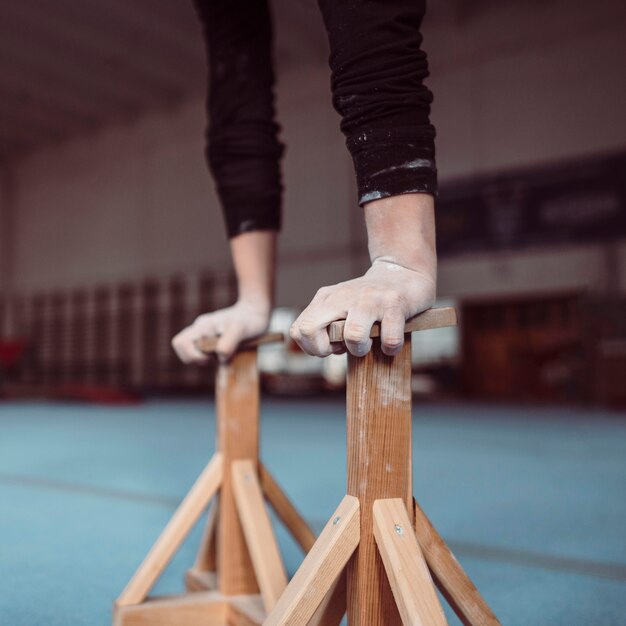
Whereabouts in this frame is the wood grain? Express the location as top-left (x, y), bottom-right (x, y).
top-left (115, 592), bottom-right (226, 626)
top-left (308, 571), bottom-right (346, 626)
top-left (345, 339), bottom-right (413, 626)
top-left (264, 496), bottom-right (360, 626)
top-left (414, 501), bottom-right (502, 626)
top-left (184, 570), bottom-right (217, 593)
top-left (196, 332), bottom-right (284, 354)
top-left (373, 499), bottom-right (447, 626)
top-left (232, 459), bottom-right (288, 612)
top-left (228, 595), bottom-right (266, 626)
top-left (116, 453), bottom-right (223, 606)
top-left (259, 462), bottom-right (316, 553)
top-left (193, 501), bottom-right (218, 573)
top-left (217, 350), bottom-right (260, 596)
top-left (328, 307), bottom-right (457, 343)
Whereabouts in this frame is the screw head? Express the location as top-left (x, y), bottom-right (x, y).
top-left (332, 516), bottom-right (341, 526)
top-left (394, 524), bottom-right (403, 536)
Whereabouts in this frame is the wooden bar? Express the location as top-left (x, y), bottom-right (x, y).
top-left (216, 349), bottom-right (260, 597)
top-left (196, 332), bottom-right (284, 355)
top-left (345, 339), bottom-right (413, 626)
top-left (329, 306), bottom-right (457, 343)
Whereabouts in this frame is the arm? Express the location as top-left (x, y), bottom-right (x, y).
top-left (173, 0), bottom-right (282, 363)
top-left (172, 231), bottom-right (276, 363)
top-left (291, 0), bottom-right (438, 358)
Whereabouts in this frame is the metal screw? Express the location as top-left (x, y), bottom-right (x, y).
top-left (333, 516), bottom-right (341, 526)
top-left (245, 474), bottom-right (252, 482)
top-left (394, 524), bottom-right (403, 536)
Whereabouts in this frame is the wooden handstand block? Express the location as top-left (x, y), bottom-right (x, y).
top-left (196, 332), bottom-right (284, 354)
top-left (328, 306), bottom-right (457, 343)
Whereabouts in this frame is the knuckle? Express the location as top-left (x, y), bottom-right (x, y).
top-left (384, 292), bottom-right (406, 308)
top-left (298, 319), bottom-right (317, 338)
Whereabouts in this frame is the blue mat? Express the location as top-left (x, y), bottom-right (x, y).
top-left (0, 399), bottom-right (625, 625)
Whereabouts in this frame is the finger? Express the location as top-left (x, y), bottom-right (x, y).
top-left (291, 302), bottom-right (345, 357)
top-left (380, 307), bottom-right (406, 356)
top-left (343, 307), bottom-right (377, 357)
top-left (215, 322), bottom-right (245, 363)
top-left (171, 326), bottom-right (209, 364)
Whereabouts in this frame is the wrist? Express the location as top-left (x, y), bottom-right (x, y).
top-left (365, 193), bottom-right (436, 273)
top-left (237, 292), bottom-right (273, 316)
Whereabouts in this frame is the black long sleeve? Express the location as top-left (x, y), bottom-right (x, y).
top-left (193, 0), bottom-right (284, 238)
top-left (193, 0), bottom-right (437, 237)
top-left (318, 0), bottom-right (437, 205)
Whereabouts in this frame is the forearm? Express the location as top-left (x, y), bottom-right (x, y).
top-left (365, 193), bottom-right (437, 280)
top-left (230, 230), bottom-right (277, 312)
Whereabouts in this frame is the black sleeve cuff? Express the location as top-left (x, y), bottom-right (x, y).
top-left (222, 195), bottom-right (281, 238)
top-left (346, 128), bottom-right (438, 206)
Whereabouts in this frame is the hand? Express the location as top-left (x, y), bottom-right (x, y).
top-left (290, 259), bottom-right (436, 358)
top-left (172, 300), bottom-right (271, 364)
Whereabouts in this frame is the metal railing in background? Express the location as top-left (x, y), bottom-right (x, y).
top-left (3, 271), bottom-right (237, 394)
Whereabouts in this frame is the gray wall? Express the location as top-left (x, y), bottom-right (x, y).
top-left (3, 0), bottom-right (626, 310)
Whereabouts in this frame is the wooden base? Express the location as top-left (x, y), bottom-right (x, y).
top-left (114, 334), bottom-right (315, 626)
top-left (114, 453), bottom-right (315, 626)
top-left (114, 591), bottom-right (265, 626)
top-left (265, 496), bottom-right (500, 626)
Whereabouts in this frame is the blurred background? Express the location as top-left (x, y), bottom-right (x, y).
top-left (0, 1), bottom-right (625, 625)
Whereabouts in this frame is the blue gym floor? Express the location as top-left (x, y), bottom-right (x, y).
top-left (1, 398), bottom-right (625, 625)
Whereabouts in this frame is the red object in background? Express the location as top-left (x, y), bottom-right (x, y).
top-left (0, 340), bottom-right (27, 369)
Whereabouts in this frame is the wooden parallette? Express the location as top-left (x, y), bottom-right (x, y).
top-left (196, 332), bottom-right (284, 354)
top-left (328, 306), bottom-right (457, 343)
top-left (265, 306), bottom-right (502, 626)
top-left (114, 333), bottom-right (313, 626)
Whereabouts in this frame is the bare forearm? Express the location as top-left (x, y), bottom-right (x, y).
top-left (230, 230), bottom-right (277, 313)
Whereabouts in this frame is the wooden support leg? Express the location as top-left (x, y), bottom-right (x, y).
top-left (232, 459), bottom-right (288, 613)
top-left (186, 503), bottom-right (218, 591)
top-left (308, 571), bottom-right (346, 626)
top-left (414, 501), bottom-right (501, 626)
top-left (195, 502), bottom-right (218, 572)
top-left (116, 453), bottom-right (223, 607)
top-left (346, 340), bottom-right (414, 626)
top-left (264, 496), bottom-right (360, 626)
top-left (259, 462), bottom-right (316, 553)
top-left (373, 499), bottom-right (447, 626)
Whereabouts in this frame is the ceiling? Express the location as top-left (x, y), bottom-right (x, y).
top-left (0, 0), bottom-right (334, 162)
top-left (0, 0), bottom-right (497, 163)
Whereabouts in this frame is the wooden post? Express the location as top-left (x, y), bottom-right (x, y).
top-left (216, 349), bottom-right (261, 596)
top-left (346, 338), bottom-right (413, 626)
